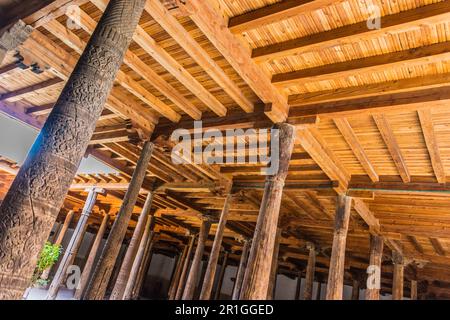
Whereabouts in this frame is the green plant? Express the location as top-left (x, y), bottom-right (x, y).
top-left (36, 242), bottom-right (62, 273)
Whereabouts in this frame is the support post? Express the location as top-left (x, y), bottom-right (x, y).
top-left (131, 231), bottom-right (157, 299)
top-left (111, 191), bottom-right (154, 300)
top-left (182, 218), bottom-right (211, 300)
top-left (84, 141), bottom-right (154, 300)
top-left (325, 195), bottom-right (352, 300)
top-left (123, 213), bottom-right (155, 300)
top-left (241, 123), bottom-right (295, 300)
top-left (352, 279), bottom-right (360, 300)
top-left (40, 210), bottom-right (75, 280)
top-left (74, 213), bottom-right (110, 300)
top-left (0, 0), bottom-right (147, 299)
top-left (200, 194), bottom-right (232, 300)
top-left (168, 245), bottom-right (189, 300)
top-left (315, 281), bottom-right (322, 300)
top-left (294, 270), bottom-right (302, 300)
top-left (175, 235), bottom-right (196, 300)
top-left (365, 235), bottom-right (384, 300)
top-left (303, 243), bottom-right (316, 300)
top-left (392, 251), bottom-right (404, 300)
top-left (267, 227), bottom-right (282, 300)
top-left (46, 188), bottom-right (104, 300)
top-left (232, 239), bottom-right (250, 300)
top-left (411, 280), bottom-right (418, 300)
top-left (213, 252), bottom-right (229, 300)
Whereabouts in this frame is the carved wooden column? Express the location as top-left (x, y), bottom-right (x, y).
top-left (200, 194), bottom-right (232, 300)
top-left (326, 195), bottom-right (352, 300)
top-left (131, 231), bottom-right (157, 299)
top-left (41, 210), bottom-right (75, 280)
top-left (46, 188), bottom-right (105, 300)
top-left (0, 20), bottom-right (33, 64)
top-left (0, 0), bottom-right (147, 299)
top-left (168, 245), bottom-right (189, 300)
top-left (175, 235), bottom-right (196, 300)
top-left (241, 123), bottom-right (295, 300)
top-left (123, 212), bottom-right (155, 300)
top-left (111, 191), bottom-right (154, 300)
top-left (232, 239), bottom-right (250, 300)
top-left (304, 243), bottom-right (316, 300)
top-left (411, 280), bottom-right (418, 300)
top-left (392, 251), bottom-right (404, 300)
top-left (214, 252), bottom-right (229, 300)
top-left (267, 227), bottom-right (282, 300)
top-left (365, 235), bottom-right (384, 300)
top-left (84, 141), bottom-right (154, 300)
top-left (182, 218), bottom-right (211, 300)
top-left (74, 213), bottom-right (110, 300)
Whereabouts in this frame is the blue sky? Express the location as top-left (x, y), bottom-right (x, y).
top-left (0, 112), bottom-right (116, 173)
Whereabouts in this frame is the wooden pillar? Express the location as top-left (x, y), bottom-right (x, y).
top-left (411, 280), bottom-right (418, 300)
top-left (0, 20), bottom-right (32, 64)
top-left (213, 252), bottom-right (229, 300)
top-left (294, 270), bottom-right (302, 300)
top-left (74, 213), bottom-right (109, 300)
top-left (267, 227), bottom-right (282, 300)
top-left (365, 235), bottom-right (384, 300)
top-left (325, 195), bottom-right (352, 300)
top-left (131, 231), bottom-right (157, 299)
top-left (0, 0), bottom-right (147, 299)
top-left (392, 251), bottom-right (404, 300)
top-left (304, 243), bottom-right (316, 300)
top-left (168, 245), bottom-right (188, 300)
top-left (241, 123), bottom-right (295, 300)
top-left (352, 279), bottom-right (360, 300)
top-left (123, 213), bottom-right (154, 300)
top-left (40, 210), bottom-right (75, 280)
top-left (84, 141), bottom-right (154, 300)
top-left (200, 194), bottom-right (232, 300)
top-left (175, 235), bottom-right (196, 300)
top-left (315, 281), bottom-right (322, 300)
top-left (50, 222), bottom-right (63, 243)
top-left (182, 219), bottom-right (211, 300)
top-left (111, 191), bottom-right (154, 300)
top-left (46, 188), bottom-right (104, 300)
top-left (232, 239), bottom-right (250, 300)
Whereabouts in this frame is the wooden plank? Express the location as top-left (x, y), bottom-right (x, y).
top-left (228, 0), bottom-right (337, 34)
top-left (144, 0), bottom-right (253, 113)
top-left (418, 109), bottom-right (445, 183)
top-left (0, 77), bottom-right (62, 101)
top-left (178, 0), bottom-right (289, 122)
top-left (372, 114), bottom-right (410, 183)
top-left (272, 41), bottom-right (450, 88)
top-left (334, 118), bottom-right (378, 182)
top-left (252, 1), bottom-right (450, 62)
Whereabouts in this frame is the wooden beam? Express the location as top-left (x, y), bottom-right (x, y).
top-left (406, 236), bottom-right (424, 255)
top-left (295, 126), bottom-right (349, 193)
top-left (0, 77), bottom-right (62, 101)
top-left (252, 1), bottom-right (450, 62)
top-left (144, 0), bottom-right (253, 113)
top-left (289, 85), bottom-right (450, 120)
top-left (272, 41), bottom-right (450, 88)
top-left (430, 238), bottom-right (446, 256)
top-left (334, 118), bottom-right (378, 182)
top-left (228, 0), bottom-right (336, 34)
top-left (372, 114), bottom-right (410, 183)
top-left (418, 109), bottom-right (445, 183)
top-left (326, 195), bottom-right (352, 300)
top-left (288, 72), bottom-right (450, 107)
top-left (178, 0), bottom-right (289, 122)
top-left (352, 198), bottom-right (380, 235)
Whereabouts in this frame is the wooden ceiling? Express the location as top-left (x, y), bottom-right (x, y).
top-left (1, 0), bottom-right (450, 298)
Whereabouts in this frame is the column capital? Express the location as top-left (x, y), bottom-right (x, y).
top-left (0, 20), bottom-right (33, 51)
